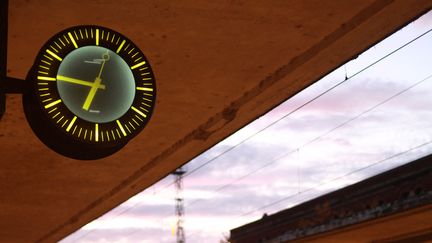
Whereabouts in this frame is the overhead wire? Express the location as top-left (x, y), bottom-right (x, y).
top-left (239, 138), bottom-right (432, 217)
top-left (138, 25), bottom-right (432, 205)
top-left (182, 27), bottom-right (432, 179)
top-left (125, 134), bottom-right (432, 239)
top-left (73, 26), bottom-right (432, 243)
top-left (121, 26), bottom-right (432, 211)
top-left (170, 138), bottom-right (432, 241)
top-left (121, 36), bottom-right (432, 240)
top-left (178, 71), bottom-right (432, 210)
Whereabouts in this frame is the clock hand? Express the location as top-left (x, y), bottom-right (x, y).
top-left (56, 75), bottom-right (106, 89)
top-left (82, 77), bottom-right (103, 110)
top-left (97, 51), bottom-right (110, 79)
top-left (82, 51), bottom-right (110, 111)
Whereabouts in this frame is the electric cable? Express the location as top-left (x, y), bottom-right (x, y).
top-left (126, 138), bottom-right (432, 240)
top-left (72, 26), bottom-right (432, 243)
top-left (239, 139), bottom-right (432, 217)
top-left (126, 25), bottom-right (432, 206)
top-left (181, 72), bottom-right (432, 209)
top-left (158, 26), bottom-right (432, 196)
top-left (123, 70), bottom-right (432, 240)
top-left (168, 138), bottom-right (432, 241)
top-left (182, 27), bottom-right (432, 180)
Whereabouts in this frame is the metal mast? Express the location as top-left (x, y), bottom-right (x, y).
top-left (173, 167), bottom-right (186, 243)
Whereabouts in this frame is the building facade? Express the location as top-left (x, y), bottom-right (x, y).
top-left (230, 154), bottom-right (432, 242)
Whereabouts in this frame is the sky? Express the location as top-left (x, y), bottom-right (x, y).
top-left (61, 10), bottom-right (432, 243)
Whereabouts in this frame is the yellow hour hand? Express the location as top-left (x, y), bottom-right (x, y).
top-left (56, 75), bottom-right (106, 89)
top-left (82, 77), bottom-right (103, 111)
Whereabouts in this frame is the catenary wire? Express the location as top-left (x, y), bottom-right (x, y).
top-left (126, 26), bottom-right (432, 206)
top-left (127, 138), bottom-right (432, 240)
top-left (155, 71), bottom-right (432, 215)
top-left (124, 25), bottom-right (432, 206)
top-left (239, 139), bottom-right (432, 217)
top-left (181, 27), bottom-right (432, 180)
top-left (73, 26), bottom-right (432, 243)
top-left (171, 137), bottom-right (432, 240)
top-left (123, 66), bottom-right (432, 239)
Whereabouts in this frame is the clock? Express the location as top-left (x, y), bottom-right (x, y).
top-left (23, 25), bottom-right (156, 159)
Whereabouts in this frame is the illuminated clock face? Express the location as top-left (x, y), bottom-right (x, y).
top-left (57, 46), bottom-right (136, 123)
top-left (24, 25), bottom-right (156, 158)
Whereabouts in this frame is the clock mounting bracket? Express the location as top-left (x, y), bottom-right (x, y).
top-left (0, 0), bottom-right (30, 121)
top-left (0, 0), bottom-right (156, 159)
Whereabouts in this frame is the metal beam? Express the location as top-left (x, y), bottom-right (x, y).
top-left (1, 76), bottom-right (29, 94)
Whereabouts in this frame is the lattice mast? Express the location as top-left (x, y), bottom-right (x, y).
top-left (173, 167), bottom-right (186, 243)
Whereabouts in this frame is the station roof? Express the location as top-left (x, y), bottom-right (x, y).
top-left (1, 1), bottom-right (431, 242)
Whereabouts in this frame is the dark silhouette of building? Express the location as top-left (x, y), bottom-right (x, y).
top-left (230, 154), bottom-right (432, 242)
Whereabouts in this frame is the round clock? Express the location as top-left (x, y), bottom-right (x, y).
top-left (23, 25), bottom-right (156, 159)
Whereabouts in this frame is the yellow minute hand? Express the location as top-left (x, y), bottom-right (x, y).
top-left (56, 75), bottom-right (106, 89)
top-left (82, 51), bottom-right (110, 111)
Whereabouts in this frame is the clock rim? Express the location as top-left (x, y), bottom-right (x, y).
top-left (27, 25), bottom-right (157, 148)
